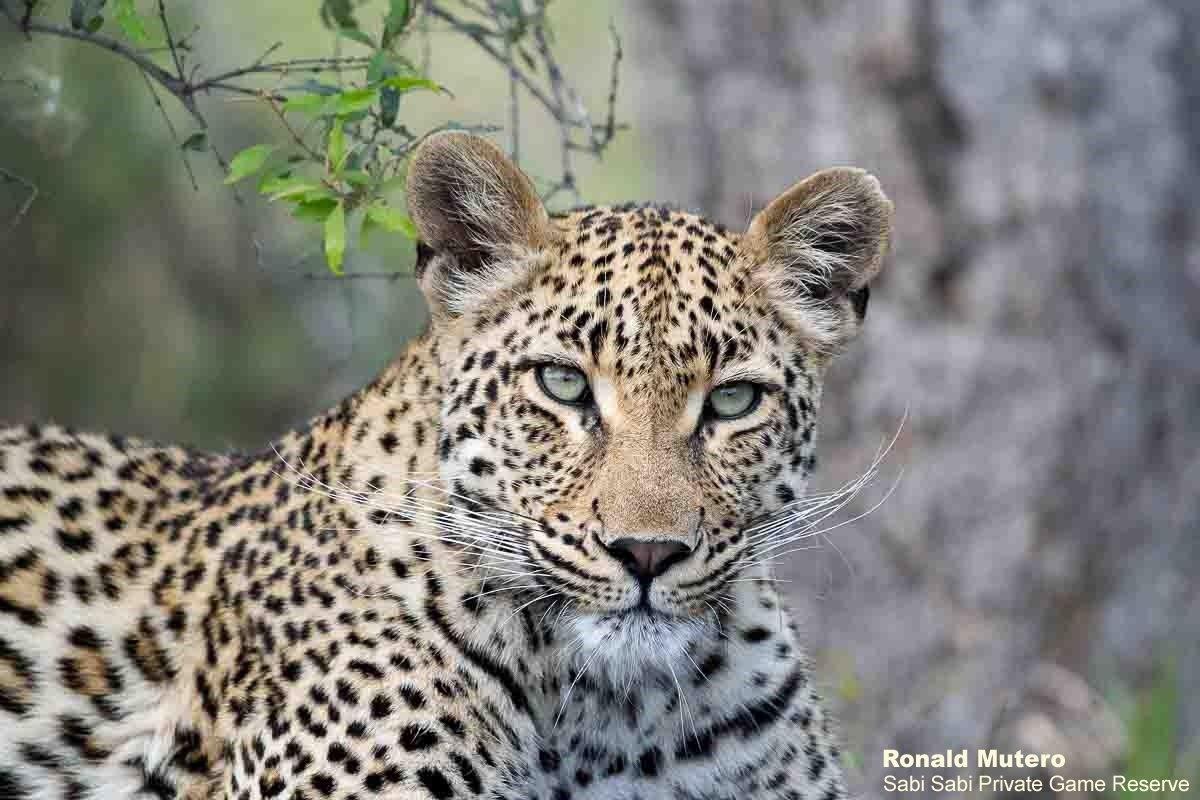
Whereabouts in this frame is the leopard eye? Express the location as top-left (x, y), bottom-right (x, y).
top-left (536, 364), bottom-right (591, 405)
top-left (706, 381), bottom-right (761, 420)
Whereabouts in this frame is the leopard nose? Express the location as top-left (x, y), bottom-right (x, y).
top-left (604, 538), bottom-right (694, 581)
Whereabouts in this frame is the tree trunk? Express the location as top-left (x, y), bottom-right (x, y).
top-left (629, 1), bottom-right (1200, 794)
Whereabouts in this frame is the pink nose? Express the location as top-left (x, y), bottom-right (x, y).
top-left (604, 538), bottom-right (694, 581)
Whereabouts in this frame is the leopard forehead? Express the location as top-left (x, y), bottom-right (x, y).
top-left (448, 203), bottom-right (801, 403)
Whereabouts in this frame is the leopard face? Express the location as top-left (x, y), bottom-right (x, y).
top-left (406, 134), bottom-right (891, 675)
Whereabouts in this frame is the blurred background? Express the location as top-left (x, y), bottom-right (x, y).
top-left (1, 1), bottom-right (1197, 797)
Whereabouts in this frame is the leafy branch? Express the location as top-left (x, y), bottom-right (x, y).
top-left (0, 0), bottom-right (623, 274)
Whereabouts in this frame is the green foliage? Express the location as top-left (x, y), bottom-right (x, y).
top-left (23, 0), bottom-right (623, 275)
top-left (209, 5), bottom-right (453, 272)
top-left (111, 0), bottom-right (150, 43)
top-left (222, 64), bottom-right (442, 270)
top-left (223, 145), bottom-right (276, 185)
top-left (324, 200), bottom-right (346, 274)
top-left (1116, 659), bottom-right (1196, 800)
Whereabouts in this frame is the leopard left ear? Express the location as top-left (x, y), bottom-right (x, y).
top-left (406, 132), bottom-right (552, 316)
top-left (744, 167), bottom-right (893, 351)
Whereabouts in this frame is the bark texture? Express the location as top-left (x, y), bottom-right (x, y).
top-left (629, 1), bottom-right (1199, 794)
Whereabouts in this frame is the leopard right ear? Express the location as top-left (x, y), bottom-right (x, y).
top-left (406, 132), bottom-right (552, 316)
top-left (743, 167), bottom-right (893, 352)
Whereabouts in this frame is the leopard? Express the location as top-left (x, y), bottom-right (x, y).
top-left (0, 132), bottom-right (892, 800)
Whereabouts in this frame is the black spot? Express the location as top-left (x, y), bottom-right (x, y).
top-left (451, 751), bottom-right (483, 794)
top-left (310, 772), bottom-right (336, 796)
top-left (742, 626), bottom-right (772, 643)
top-left (636, 746), bottom-right (662, 777)
top-left (399, 724), bottom-right (438, 751)
top-left (539, 748), bottom-right (560, 772)
top-left (0, 770), bottom-right (29, 800)
top-left (468, 458), bottom-right (496, 477)
top-left (439, 714), bottom-right (466, 738)
top-left (399, 684), bottom-right (426, 709)
top-left (416, 766), bottom-right (455, 799)
top-left (370, 694), bottom-right (392, 719)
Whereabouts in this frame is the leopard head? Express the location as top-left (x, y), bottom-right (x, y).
top-left (405, 133), bottom-right (892, 671)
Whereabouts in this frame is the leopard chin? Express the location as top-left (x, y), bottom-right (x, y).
top-left (563, 607), bottom-right (716, 688)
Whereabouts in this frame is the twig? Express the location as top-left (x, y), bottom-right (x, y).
top-left (600, 21), bottom-right (622, 151)
top-left (424, 3), bottom-right (561, 116)
top-left (303, 271), bottom-right (408, 281)
top-left (489, 0), bottom-right (521, 163)
top-left (0, 166), bottom-right (38, 236)
top-left (263, 94), bottom-right (324, 163)
top-left (139, 71), bottom-right (199, 191)
top-left (194, 56), bottom-right (372, 92)
top-left (532, 22), bottom-right (577, 203)
top-left (2, 1), bottom-right (202, 123)
top-left (156, 0), bottom-right (185, 84)
top-left (1, 1), bottom-right (372, 124)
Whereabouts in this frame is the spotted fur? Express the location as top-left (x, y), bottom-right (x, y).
top-left (0, 133), bottom-right (892, 799)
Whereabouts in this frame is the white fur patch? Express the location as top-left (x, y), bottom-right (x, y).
top-left (564, 610), bottom-right (713, 690)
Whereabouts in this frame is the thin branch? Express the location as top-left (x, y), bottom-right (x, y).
top-left (486, 0), bottom-right (521, 163)
top-left (303, 271), bottom-right (408, 281)
top-left (155, 0), bottom-right (185, 83)
top-left (0, 166), bottom-right (38, 237)
top-left (600, 21), bottom-right (623, 151)
top-left (2, 0), bottom-right (626, 280)
top-left (1, 2), bottom-right (372, 126)
top-left (424, 3), bottom-right (561, 117)
top-left (532, 22), bottom-right (577, 203)
top-left (139, 71), bottom-right (199, 191)
top-left (1, 1), bottom-right (202, 123)
top-left (264, 94), bottom-right (324, 163)
top-left (194, 55), bottom-right (372, 92)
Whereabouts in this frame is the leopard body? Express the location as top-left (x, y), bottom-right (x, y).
top-left (0, 133), bottom-right (892, 799)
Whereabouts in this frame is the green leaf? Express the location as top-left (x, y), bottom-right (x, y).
top-left (224, 144), bottom-right (276, 184)
top-left (325, 201), bottom-right (347, 274)
top-left (283, 94), bottom-right (332, 114)
top-left (319, 0), bottom-right (357, 30)
top-left (259, 176), bottom-right (324, 202)
top-left (292, 198), bottom-right (339, 221)
top-left (1122, 661), bottom-right (1179, 800)
top-left (86, 15), bottom-right (105, 32)
top-left (365, 202), bottom-right (417, 238)
top-left (368, 53), bottom-right (402, 127)
top-left (382, 0), bottom-right (412, 49)
top-left (327, 119), bottom-right (346, 172)
top-left (112, 0), bottom-right (149, 43)
top-left (180, 131), bottom-right (208, 152)
top-left (381, 75), bottom-right (444, 95)
top-left (337, 26), bottom-right (375, 48)
top-left (333, 87), bottom-right (379, 116)
top-left (340, 170), bottom-right (373, 186)
top-left (367, 51), bottom-right (390, 84)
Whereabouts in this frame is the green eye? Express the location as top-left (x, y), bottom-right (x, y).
top-left (706, 381), bottom-right (761, 419)
top-left (536, 364), bottom-right (591, 405)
